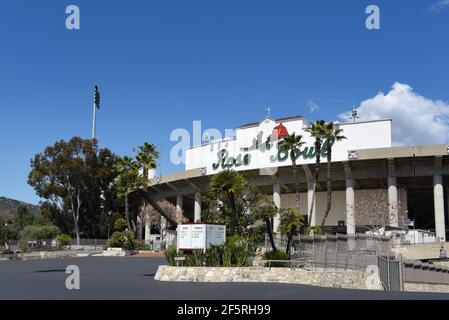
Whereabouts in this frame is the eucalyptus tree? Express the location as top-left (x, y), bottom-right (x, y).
top-left (305, 120), bottom-right (327, 227)
top-left (320, 122), bottom-right (346, 227)
top-left (279, 133), bottom-right (305, 214)
top-left (28, 137), bottom-right (119, 244)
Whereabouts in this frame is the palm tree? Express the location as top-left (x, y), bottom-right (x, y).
top-left (135, 142), bottom-right (159, 241)
top-left (278, 208), bottom-right (304, 255)
top-left (115, 156), bottom-right (145, 230)
top-left (135, 142), bottom-right (159, 178)
top-left (305, 120), bottom-right (327, 227)
top-left (279, 133), bottom-right (305, 215)
top-left (320, 122), bottom-right (346, 227)
top-left (210, 170), bottom-right (246, 236)
top-left (253, 201), bottom-right (279, 251)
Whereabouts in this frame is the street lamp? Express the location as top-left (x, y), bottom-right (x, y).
top-left (3, 221), bottom-right (9, 251)
top-left (107, 211), bottom-right (112, 240)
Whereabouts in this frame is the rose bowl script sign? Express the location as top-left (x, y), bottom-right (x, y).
top-left (177, 224), bottom-right (226, 251)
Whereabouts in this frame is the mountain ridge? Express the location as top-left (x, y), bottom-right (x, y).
top-left (0, 196), bottom-right (40, 219)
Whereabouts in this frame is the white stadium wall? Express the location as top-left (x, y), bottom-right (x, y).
top-left (185, 118), bottom-right (392, 174)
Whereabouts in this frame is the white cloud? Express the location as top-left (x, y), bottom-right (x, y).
top-left (307, 99), bottom-right (320, 113)
top-left (430, 0), bottom-right (449, 13)
top-left (339, 82), bottom-right (449, 146)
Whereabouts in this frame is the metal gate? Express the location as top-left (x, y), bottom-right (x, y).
top-left (377, 256), bottom-right (403, 291)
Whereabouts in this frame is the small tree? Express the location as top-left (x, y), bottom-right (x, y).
top-left (278, 208), bottom-right (304, 255)
top-left (355, 189), bottom-right (405, 236)
top-left (209, 170), bottom-right (247, 236)
top-left (253, 201), bottom-right (278, 252)
top-left (19, 225), bottom-right (60, 240)
top-left (146, 200), bottom-right (187, 248)
top-left (14, 205), bottom-right (34, 231)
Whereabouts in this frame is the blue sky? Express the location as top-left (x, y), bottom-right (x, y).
top-left (1, 0), bottom-right (449, 204)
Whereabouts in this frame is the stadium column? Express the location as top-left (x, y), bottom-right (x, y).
top-left (144, 219), bottom-right (151, 245)
top-left (194, 192), bottom-right (201, 222)
top-left (273, 183), bottom-right (281, 233)
top-left (307, 178), bottom-right (316, 227)
top-left (345, 178), bottom-right (355, 235)
top-left (434, 174), bottom-right (446, 242)
top-left (176, 194), bottom-right (183, 222)
top-left (388, 176), bottom-right (399, 227)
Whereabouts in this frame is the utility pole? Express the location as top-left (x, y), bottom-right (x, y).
top-left (92, 85), bottom-right (100, 139)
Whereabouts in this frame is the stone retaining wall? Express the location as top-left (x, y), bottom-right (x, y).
top-left (155, 265), bottom-right (383, 290)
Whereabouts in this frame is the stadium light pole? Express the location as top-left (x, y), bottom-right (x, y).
top-left (92, 85), bottom-right (101, 140)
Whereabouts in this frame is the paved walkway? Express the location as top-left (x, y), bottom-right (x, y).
top-left (1, 257), bottom-right (449, 299)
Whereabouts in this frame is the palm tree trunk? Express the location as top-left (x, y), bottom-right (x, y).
top-left (286, 235), bottom-right (292, 255)
top-left (321, 147), bottom-right (332, 227)
top-left (265, 218), bottom-right (277, 251)
top-left (291, 153), bottom-right (301, 213)
top-left (125, 191), bottom-right (131, 230)
top-left (229, 193), bottom-right (237, 236)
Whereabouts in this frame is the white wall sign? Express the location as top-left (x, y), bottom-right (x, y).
top-left (186, 117), bottom-right (392, 174)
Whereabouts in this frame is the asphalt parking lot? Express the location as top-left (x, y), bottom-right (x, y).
top-left (0, 256), bottom-right (449, 299)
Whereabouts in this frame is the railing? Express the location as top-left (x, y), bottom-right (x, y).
top-left (266, 233), bottom-right (393, 271)
top-left (262, 258), bottom-right (369, 271)
top-left (377, 256), bottom-right (403, 291)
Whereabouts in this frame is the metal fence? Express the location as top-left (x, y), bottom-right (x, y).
top-left (266, 233), bottom-right (393, 271)
top-left (1, 239), bottom-right (107, 253)
top-left (378, 256), bottom-right (403, 291)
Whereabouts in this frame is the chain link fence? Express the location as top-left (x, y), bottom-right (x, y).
top-left (265, 233), bottom-right (394, 271)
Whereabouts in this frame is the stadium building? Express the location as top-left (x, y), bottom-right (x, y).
top-left (143, 116), bottom-right (449, 242)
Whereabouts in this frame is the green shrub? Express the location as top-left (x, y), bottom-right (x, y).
top-left (305, 226), bottom-right (322, 235)
top-left (108, 230), bottom-right (136, 250)
top-left (114, 218), bottom-right (128, 232)
top-left (222, 236), bottom-right (256, 267)
top-left (264, 250), bottom-right (290, 267)
top-left (55, 234), bottom-right (71, 247)
top-left (186, 250), bottom-right (205, 267)
top-left (166, 236), bottom-right (256, 267)
top-left (164, 245), bottom-right (180, 266)
top-left (205, 245), bottom-right (223, 267)
top-left (19, 225), bottom-right (60, 240)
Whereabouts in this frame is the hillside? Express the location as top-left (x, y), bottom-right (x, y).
top-left (0, 196), bottom-right (40, 219)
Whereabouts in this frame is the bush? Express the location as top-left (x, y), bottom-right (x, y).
top-left (264, 250), bottom-right (290, 267)
top-left (19, 225), bottom-right (60, 240)
top-left (205, 245), bottom-right (223, 267)
top-left (114, 218), bottom-right (128, 232)
top-left (186, 250), bottom-right (205, 267)
top-left (55, 234), bottom-right (71, 247)
top-left (305, 226), bottom-right (322, 235)
top-left (164, 245), bottom-right (181, 266)
top-left (165, 236), bottom-right (257, 267)
top-left (108, 230), bottom-right (136, 250)
top-left (222, 236), bottom-right (256, 267)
